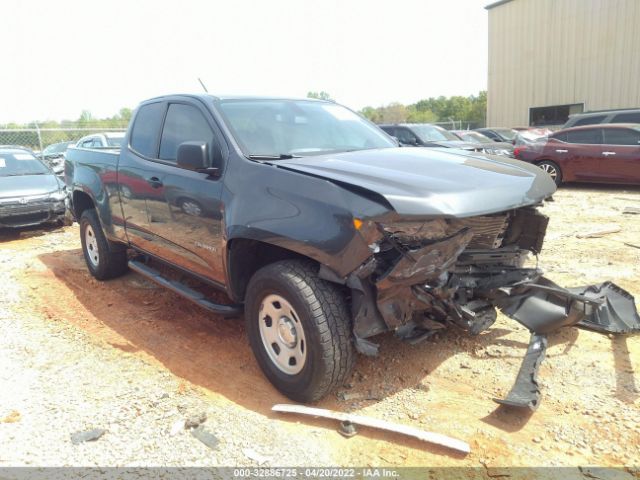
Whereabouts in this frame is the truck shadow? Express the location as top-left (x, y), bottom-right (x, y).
top-left (38, 248), bottom-right (589, 446)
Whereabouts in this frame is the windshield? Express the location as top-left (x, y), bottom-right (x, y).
top-left (106, 136), bottom-right (124, 147)
top-left (458, 131), bottom-right (493, 144)
top-left (217, 99), bottom-right (395, 157)
top-left (493, 128), bottom-right (517, 141)
top-left (0, 152), bottom-right (50, 177)
top-left (410, 125), bottom-right (459, 142)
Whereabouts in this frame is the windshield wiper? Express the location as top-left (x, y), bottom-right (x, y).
top-left (247, 154), bottom-right (301, 160)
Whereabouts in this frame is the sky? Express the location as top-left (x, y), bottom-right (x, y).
top-left (0, 0), bottom-right (489, 123)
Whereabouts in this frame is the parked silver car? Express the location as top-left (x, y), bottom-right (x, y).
top-left (76, 132), bottom-right (125, 149)
top-left (0, 147), bottom-right (67, 228)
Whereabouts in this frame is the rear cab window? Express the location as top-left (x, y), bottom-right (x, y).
top-left (130, 102), bottom-right (165, 158)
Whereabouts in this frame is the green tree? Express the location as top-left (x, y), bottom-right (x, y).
top-left (307, 91), bottom-right (333, 101)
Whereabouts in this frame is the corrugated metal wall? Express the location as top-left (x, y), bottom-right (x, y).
top-left (487, 0), bottom-right (640, 127)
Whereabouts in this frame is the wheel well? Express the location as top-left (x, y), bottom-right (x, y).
top-left (72, 191), bottom-right (95, 219)
top-left (227, 239), bottom-right (317, 302)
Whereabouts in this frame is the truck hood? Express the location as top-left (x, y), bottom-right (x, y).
top-left (0, 174), bottom-right (63, 199)
top-left (276, 147), bottom-right (556, 217)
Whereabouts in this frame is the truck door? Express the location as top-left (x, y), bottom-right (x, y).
top-left (138, 101), bottom-right (227, 284)
top-left (118, 101), bottom-right (166, 246)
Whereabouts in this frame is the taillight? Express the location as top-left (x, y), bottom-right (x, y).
top-left (513, 146), bottom-right (523, 158)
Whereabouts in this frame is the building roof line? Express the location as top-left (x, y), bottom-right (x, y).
top-left (485, 0), bottom-right (515, 10)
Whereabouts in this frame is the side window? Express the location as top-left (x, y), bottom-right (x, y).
top-left (130, 102), bottom-right (165, 158)
top-left (603, 128), bottom-right (640, 146)
top-left (566, 129), bottom-right (602, 145)
top-left (81, 139), bottom-right (94, 148)
top-left (396, 128), bottom-right (418, 145)
top-left (612, 112), bottom-right (640, 124)
top-left (550, 132), bottom-right (568, 142)
top-left (159, 104), bottom-right (215, 162)
top-left (91, 138), bottom-right (103, 148)
top-left (572, 115), bottom-right (606, 127)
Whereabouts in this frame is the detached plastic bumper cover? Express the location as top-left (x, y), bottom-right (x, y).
top-left (492, 277), bottom-right (640, 335)
top-left (491, 278), bottom-right (639, 410)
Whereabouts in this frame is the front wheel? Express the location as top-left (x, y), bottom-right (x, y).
top-left (80, 209), bottom-right (128, 280)
top-left (245, 260), bottom-right (355, 402)
top-left (536, 160), bottom-right (563, 186)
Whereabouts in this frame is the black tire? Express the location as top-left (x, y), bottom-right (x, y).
top-left (79, 209), bottom-right (128, 280)
top-left (536, 160), bottom-right (563, 186)
top-left (245, 260), bottom-right (355, 402)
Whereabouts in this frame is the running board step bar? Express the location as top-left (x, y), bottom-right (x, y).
top-left (128, 259), bottom-right (243, 317)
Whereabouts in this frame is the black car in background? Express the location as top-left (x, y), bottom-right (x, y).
top-left (0, 147), bottom-right (67, 229)
top-left (451, 130), bottom-right (514, 157)
top-left (379, 123), bottom-right (481, 151)
top-left (41, 141), bottom-right (75, 175)
top-left (474, 127), bottom-right (518, 143)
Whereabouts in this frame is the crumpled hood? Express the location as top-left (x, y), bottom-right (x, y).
top-left (0, 174), bottom-right (63, 199)
top-left (276, 147), bottom-right (556, 217)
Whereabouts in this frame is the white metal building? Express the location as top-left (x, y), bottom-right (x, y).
top-left (486, 0), bottom-right (640, 127)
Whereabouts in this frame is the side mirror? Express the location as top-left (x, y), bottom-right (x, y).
top-left (177, 141), bottom-right (220, 176)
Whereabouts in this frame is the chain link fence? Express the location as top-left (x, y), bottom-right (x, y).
top-left (0, 123), bottom-right (128, 153)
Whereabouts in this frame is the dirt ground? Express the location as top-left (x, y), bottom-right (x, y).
top-left (0, 184), bottom-right (639, 475)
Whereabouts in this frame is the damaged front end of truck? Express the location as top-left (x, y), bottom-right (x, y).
top-left (342, 205), bottom-right (640, 410)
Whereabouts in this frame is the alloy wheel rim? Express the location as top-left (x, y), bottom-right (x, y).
top-left (258, 294), bottom-right (307, 375)
top-left (84, 225), bottom-right (99, 267)
top-left (540, 163), bottom-right (557, 179)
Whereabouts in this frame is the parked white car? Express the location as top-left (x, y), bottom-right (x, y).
top-left (75, 132), bottom-right (125, 149)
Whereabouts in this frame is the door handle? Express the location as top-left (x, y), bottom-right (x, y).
top-left (602, 151), bottom-right (616, 156)
top-left (147, 176), bottom-right (163, 188)
top-left (555, 149), bottom-right (568, 153)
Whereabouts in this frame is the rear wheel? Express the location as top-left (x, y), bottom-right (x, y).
top-left (536, 160), bottom-right (562, 186)
top-left (245, 260), bottom-right (355, 402)
top-left (80, 209), bottom-right (128, 280)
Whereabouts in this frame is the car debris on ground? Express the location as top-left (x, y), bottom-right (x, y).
top-left (272, 404), bottom-right (471, 454)
top-left (576, 225), bottom-right (622, 238)
top-left (70, 428), bottom-right (106, 445)
top-left (622, 206), bottom-right (640, 215)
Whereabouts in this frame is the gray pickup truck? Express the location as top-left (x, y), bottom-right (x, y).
top-left (65, 94), bottom-right (639, 408)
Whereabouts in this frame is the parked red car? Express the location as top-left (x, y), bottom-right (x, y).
top-left (513, 124), bottom-right (640, 185)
